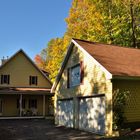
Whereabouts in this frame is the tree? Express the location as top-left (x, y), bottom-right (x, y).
top-left (34, 54), bottom-right (46, 70)
top-left (65, 0), bottom-right (103, 42)
top-left (36, 0), bottom-right (140, 81)
top-left (45, 37), bottom-right (69, 82)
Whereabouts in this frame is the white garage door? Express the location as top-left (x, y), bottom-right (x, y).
top-left (79, 95), bottom-right (105, 134)
top-left (57, 99), bottom-right (74, 128)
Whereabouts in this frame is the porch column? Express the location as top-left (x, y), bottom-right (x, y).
top-left (43, 95), bottom-right (46, 117)
top-left (19, 94), bottom-right (22, 117)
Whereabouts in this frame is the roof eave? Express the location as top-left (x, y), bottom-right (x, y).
top-left (51, 42), bottom-right (74, 93)
top-left (0, 49), bottom-right (52, 85)
top-left (112, 75), bottom-right (140, 80)
top-left (72, 39), bottom-right (112, 80)
top-left (51, 39), bottom-right (113, 93)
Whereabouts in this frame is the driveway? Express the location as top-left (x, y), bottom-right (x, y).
top-left (0, 119), bottom-right (101, 140)
top-left (0, 119), bottom-right (140, 140)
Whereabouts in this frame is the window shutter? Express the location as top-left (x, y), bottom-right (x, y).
top-left (7, 75), bottom-right (10, 84)
top-left (80, 61), bottom-right (84, 84)
top-left (1, 75), bottom-right (3, 84)
top-left (67, 68), bottom-right (70, 88)
top-left (29, 76), bottom-right (31, 85)
top-left (35, 76), bottom-right (38, 85)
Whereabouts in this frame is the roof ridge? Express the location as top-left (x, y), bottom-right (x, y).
top-left (72, 38), bottom-right (140, 51)
top-left (0, 49), bottom-right (52, 85)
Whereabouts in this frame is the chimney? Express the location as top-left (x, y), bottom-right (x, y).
top-left (1, 56), bottom-right (9, 65)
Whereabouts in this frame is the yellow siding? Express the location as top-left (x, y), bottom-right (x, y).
top-left (113, 80), bottom-right (140, 122)
top-left (56, 46), bottom-right (112, 97)
top-left (55, 45), bottom-right (113, 135)
top-left (2, 95), bottom-right (18, 116)
top-left (0, 94), bottom-right (44, 116)
top-left (0, 52), bottom-right (51, 88)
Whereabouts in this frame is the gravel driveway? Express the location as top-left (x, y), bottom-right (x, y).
top-left (0, 119), bottom-right (101, 140)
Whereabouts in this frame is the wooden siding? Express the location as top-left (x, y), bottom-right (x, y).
top-left (0, 52), bottom-right (51, 88)
top-left (0, 94), bottom-right (45, 116)
top-left (55, 45), bottom-right (113, 135)
top-left (113, 80), bottom-right (140, 122)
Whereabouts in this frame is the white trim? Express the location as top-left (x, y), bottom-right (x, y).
top-left (51, 43), bottom-right (74, 93)
top-left (0, 49), bottom-right (52, 85)
top-left (43, 95), bottom-right (46, 116)
top-left (20, 49), bottom-right (52, 84)
top-left (72, 39), bottom-right (112, 80)
top-left (51, 39), bottom-right (113, 92)
top-left (19, 94), bottom-right (23, 117)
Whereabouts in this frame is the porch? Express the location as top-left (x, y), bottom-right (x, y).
top-left (0, 87), bottom-right (54, 118)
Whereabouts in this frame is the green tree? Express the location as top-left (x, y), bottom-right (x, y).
top-left (36, 0), bottom-right (140, 81)
top-left (65, 0), bottom-right (103, 41)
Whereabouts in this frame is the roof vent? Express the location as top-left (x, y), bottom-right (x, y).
top-left (1, 56), bottom-right (9, 65)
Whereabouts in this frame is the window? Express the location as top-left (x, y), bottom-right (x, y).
top-left (17, 99), bottom-right (26, 109)
top-left (67, 62), bottom-right (84, 88)
top-left (29, 76), bottom-right (38, 85)
top-left (29, 99), bottom-right (37, 109)
top-left (1, 75), bottom-right (10, 84)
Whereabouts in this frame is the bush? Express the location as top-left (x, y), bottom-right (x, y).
top-left (113, 90), bottom-right (130, 130)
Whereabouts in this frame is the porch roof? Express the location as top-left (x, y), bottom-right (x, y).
top-left (0, 87), bottom-right (54, 95)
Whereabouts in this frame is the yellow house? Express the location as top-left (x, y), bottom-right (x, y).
top-left (0, 49), bottom-right (53, 118)
top-left (51, 39), bottom-right (140, 136)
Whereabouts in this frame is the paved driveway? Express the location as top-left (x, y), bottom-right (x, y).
top-left (0, 119), bottom-right (101, 140)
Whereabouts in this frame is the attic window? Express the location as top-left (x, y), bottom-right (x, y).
top-left (29, 76), bottom-right (38, 85)
top-left (1, 75), bottom-right (10, 85)
top-left (67, 61), bottom-right (84, 88)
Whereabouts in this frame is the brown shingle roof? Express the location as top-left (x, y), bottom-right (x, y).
top-left (51, 39), bottom-right (140, 93)
top-left (74, 39), bottom-right (140, 77)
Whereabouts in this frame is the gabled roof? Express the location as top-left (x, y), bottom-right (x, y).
top-left (0, 49), bottom-right (52, 85)
top-left (51, 39), bottom-right (140, 92)
top-left (73, 39), bottom-right (140, 77)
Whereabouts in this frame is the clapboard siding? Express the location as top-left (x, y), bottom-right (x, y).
top-left (113, 80), bottom-right (140, 122)
top-left (56, 45), bottom-right (112, 97)
top-left (55, 45), bottom-right (113, 135)
top-left (0, 52), bottom-right (51, 88)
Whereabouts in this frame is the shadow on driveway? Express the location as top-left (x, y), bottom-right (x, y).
top-left (0, 119), bottom-right (140, 140)
top-left (0, 119), bottom-right (101, 140)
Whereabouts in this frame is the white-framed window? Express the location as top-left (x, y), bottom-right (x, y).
top-left (67, 62), bottom-right (84, 88)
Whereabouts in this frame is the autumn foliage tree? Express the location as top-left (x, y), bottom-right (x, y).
top-left (35, 0), bottom-right (140, 81)
top-left (44, 37), bottom-right (69, 82)
top-left (34, 54), bottom-right (46, 70)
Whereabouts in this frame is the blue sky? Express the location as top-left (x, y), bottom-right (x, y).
top-left (0, 0), bottom-right (72, 61)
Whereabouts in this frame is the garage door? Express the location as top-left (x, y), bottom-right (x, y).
top-left (79, 95), bottom-right (105, 134)
top-left (57, 99), bottom-right (74, 128)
